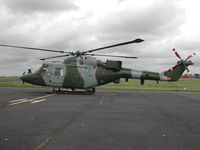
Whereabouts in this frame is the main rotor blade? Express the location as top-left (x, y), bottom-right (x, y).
top-left (40, 54), bottom-right (70, 60)
top-left (83, 38), bottom-right (144, 54)
top-left (86, 53), bottom-right (137, 59)
top-left (0, 44), bottom-right (72, 54)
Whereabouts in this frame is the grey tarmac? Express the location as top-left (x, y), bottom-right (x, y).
top-left (0, 87), bottom-right (200, 150)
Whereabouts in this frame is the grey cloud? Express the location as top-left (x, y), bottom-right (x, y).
top-left (117, 0), bottom-right (128, 2)
top-left (175, 38), bottom-right (200, 50)
top-left (87, 1), bottom-right (187, 73)
top-left (96, 1), bottom-right (184, 41)
top-left (0, 0), bottom-right (199, 76)
top-left (1, 0), bottom-right (78, 13)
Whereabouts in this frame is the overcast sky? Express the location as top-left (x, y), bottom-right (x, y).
top-left (0, 0), bottom-right (199, 76)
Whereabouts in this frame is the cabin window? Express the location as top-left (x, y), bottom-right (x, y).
top-left (54, 68), bottom-right (64, 76)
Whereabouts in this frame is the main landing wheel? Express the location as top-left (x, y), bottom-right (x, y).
top-left (85, 88), bottom-right (96, 94)
top-left (52, 87), bottom-right (62, 93)
top-left (92, 88), bottom-right (96, 93)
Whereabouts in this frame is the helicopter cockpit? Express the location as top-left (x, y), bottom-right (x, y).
top-left (41, 61), bottom-right (66, 87)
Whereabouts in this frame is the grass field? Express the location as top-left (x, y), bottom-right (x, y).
top-left (0, 76), bottom-right (19, 80)
top-left (0, 77), bottom-right (200, 92)
top-left (0, 77), bottom-right (37, 87)
top-left (98, 78), bottom-right (200, 92)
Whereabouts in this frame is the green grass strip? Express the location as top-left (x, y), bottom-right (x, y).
top-left (0, 77), bottom-right (200, 92)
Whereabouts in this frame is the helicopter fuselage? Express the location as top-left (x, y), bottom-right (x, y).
top-left (20, 55), bottom-right (191, 90)
top-left (21, 56), bottom-right (131, 89)
top-left (1, 38), bottom-right (194, 91)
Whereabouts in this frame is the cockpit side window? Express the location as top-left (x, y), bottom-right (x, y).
top-left (42, 65), bottom-right (50, 76)
top-left (42, 67), bottom-right (47, 73)
top-left (54, 68), bottom-right (64, 76)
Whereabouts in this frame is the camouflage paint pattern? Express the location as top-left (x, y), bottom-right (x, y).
top-left (20, 56), bottom-right (193, 89)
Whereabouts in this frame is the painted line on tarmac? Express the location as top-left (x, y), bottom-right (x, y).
top-left (98, 94), bottom-right (105, 106)
top-left (31, 99), bottom-right (47, 104)
top-left (34, 136), bottom-right (53, 150)
top-left (9, 94), bottom-right (56, 106)
top-left (9, 98), bottom-right (27, 103)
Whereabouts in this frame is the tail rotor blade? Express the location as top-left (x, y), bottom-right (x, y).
top-left (185, 65), bottom-right (192, 78)
top-left (168, 63), bottom-right (179, 72)
top-left (172, 48), bottom-right (182, 60)
top-left (185, 52), bottom-right (196, 61)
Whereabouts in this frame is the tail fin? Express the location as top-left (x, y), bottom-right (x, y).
top-left (161, 49), bottom-right (195, 81)
top-left (162, 60), bottom-right (193, 81)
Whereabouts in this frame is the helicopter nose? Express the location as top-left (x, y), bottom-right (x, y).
top-left (20, 74), bottom-right (31, 84)
top-left (20, 75), bottom-right (26, 83)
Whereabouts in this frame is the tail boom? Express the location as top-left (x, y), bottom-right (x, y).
top-left (120, 62), bottom-right (191, 84)
top-left (120, 49), bottom-right (195, 84)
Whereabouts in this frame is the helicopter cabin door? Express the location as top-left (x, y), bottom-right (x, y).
top-left (68, 66), bottom-right (89, 88)
top-left (48, 64), bottom-right (66, 87)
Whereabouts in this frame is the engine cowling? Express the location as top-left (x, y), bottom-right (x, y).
top-left (105, 60), bottom-right (122, 71)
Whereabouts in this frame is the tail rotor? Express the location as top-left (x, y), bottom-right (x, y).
top-left (169, 48), bottom-right (196, 78)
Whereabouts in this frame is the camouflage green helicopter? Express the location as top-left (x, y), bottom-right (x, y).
top-left (0, 38), bottom-right (196, 93)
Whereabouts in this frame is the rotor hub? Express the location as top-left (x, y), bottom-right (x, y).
top-left (184, 60), bottom-right (194, 66)
top-left (75, 50), bottom-right (83, 56)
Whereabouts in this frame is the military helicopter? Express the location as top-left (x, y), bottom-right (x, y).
top-left (0, 38), bottom-right (196, 93)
